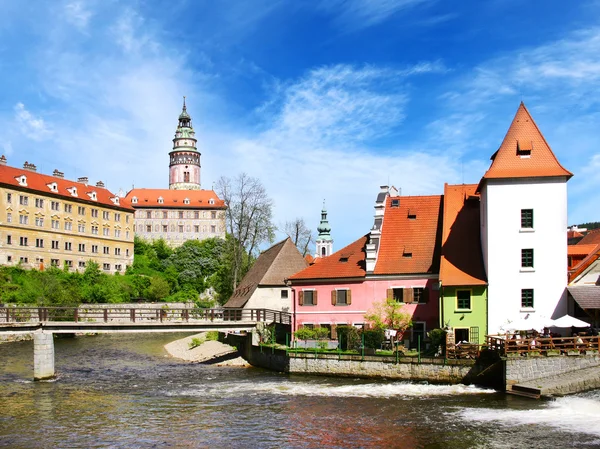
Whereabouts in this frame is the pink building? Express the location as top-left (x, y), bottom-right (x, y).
top-left (289, 187), bottom-right (443, 346)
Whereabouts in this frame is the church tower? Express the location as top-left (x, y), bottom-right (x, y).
top-left (169, 97), bottom-right (201, 190)
top-left (315, 201), bottom-right (333, 258)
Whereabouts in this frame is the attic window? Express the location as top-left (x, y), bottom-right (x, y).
top-left (110, 197), bottom-right (120, 206)
top-left (16, 175), bottom-right (27, 186)
top-left (402, 251), bottom-right (413, 258)
top-left (131, 197), bottom-right (138, 204)
top-left (407, 210), bottom-right (416, 220)
top-left (67, 187), bottom-right (78, 197)
top-left (47, 182), bottom-right (58, 192)
top-left (158, 197), bottom-right (164, 204)
top-left (88, 191), bottom-right (97, 201)
top-left (339, 252), bottom-right (351, 263)
top-left (209, 198), bottom-right (215, 205)
top-left (184, 198), bottom-right (190, 205)
top-left (517, 140), bottom-right (532, 157)
top-left (391, 199), bottom-right (400, 208)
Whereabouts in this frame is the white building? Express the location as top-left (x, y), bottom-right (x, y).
top-left (478, 103), bottom-right (572, 333)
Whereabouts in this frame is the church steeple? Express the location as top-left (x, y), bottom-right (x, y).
top-left (315, 200), bottom-right (333, 258)
top-left (169, 97), bottom-right (201, 190)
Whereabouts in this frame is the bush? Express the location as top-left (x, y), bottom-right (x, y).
top-left (294, 327), bottom-right (316, 341)
top-left (363, 329), bottom-right (385, 349)
top-left (205, 331), bottom-right (219, 341)
top-left (188, 337), bottom-right (204, 349)
top-left (426, 328), bottom-right (446, 356)
top-left (336, 325), bottom-right (361, 351)
top-left (313, 326), bottom-right (330, 340)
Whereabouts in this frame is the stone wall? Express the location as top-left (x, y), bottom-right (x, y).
top-left (506, 354), bottom-right (600, 385)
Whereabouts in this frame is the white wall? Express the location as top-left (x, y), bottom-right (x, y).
top-left (245, 286), bottom-right (293, 312)
top-left (482, 177), bottom-right (568, 333)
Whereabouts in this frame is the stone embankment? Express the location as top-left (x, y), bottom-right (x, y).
top-left (164, 333), bottom-right (249, 366)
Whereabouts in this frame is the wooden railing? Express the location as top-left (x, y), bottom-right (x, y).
top-left (486, 334), bottom-right (600, 356)
top-left (0, 306), bottom-right (292, 326)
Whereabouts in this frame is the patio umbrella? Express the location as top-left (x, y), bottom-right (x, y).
top-left (550, 314), bottom-right (590, 328)
top-left (500, 315), bottom-right (555, 332)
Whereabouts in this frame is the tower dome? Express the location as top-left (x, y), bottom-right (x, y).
top-left (315, 201), bottom-right (333, 258)
top-left (169, 97), bottom-right (201, 190)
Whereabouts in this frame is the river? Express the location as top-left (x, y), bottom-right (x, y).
top-left (1, 333), bottom-right (600, 448)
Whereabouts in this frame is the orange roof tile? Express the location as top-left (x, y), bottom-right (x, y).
top-left (577, 228), bottom-right (600, 246)
top-left (125, 188), bottom-right (225, 209)
top-left (0, 163), bottom-right (132, 211)
top-left (289, 235), bottom-right (367, 281)
top-left (568, 244), bottom-right (598, 257)
top-left (373, 195), bottom-right (443, 275)
top-left (439, 184), bottom-right (487, 286)
top-left (480, 103), bottom-right (572, 184)
top-left (569, 243), bottom-right (600, 283)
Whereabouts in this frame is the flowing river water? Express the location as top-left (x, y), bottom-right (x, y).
top-left (1, 333), bottom-right (600, 448)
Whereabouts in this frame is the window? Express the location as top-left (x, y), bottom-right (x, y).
top-left (51, 240), bottom-right (59, 249)
top-left (115, 264), bottom-right (122, 272)
top-left (521, 249), bottom-right (534, 268)
top-left (146, 225), bottom-right (152, 233)
top-left (64, 242), bottom-right (72, 251)
top-left (178, 211), bottom-right (184, 219)
top-left (103, 263), bottom-right (110, 271)
top-left (92, 245), bottom-right (98, 253)
top-left (454, 328), bottom-right (469, 344)
top-left (51, 259), bottom-right (59, 267)
top-left (6, 193), bottom-right (12, 203)
top-left (184, 198), bottom-right (190, 205)
top-left (115, 229), bottom-right (121, 238)
top-left (7, 255), bottom-right (12, 262)
top-left (392, 288), bottom-right (404, 302)
top-left (103, 211), bottom-right (110, 220)
top-left (301, 290), bottom-right (316, 306)
top-left (64, 260), bottom-right (73, 268)
top-left (64, 221), bottom-right (73, 231)
top-left (146, 211), bottom-right (152, 219)
top-left (64, 204), bottom-right (72, 213)
top-left (281, 290), bottom-right (289, 299)
top-left (126, 231), bottom-right (130, 239)
top-left (126, 215), bottom-right (130, 223)
top-left (179, 225), bottom-right (184, 233)
top-left (211, 211), bottom-right (217, 219)
top-left (194, 225), bottom-right (199, 233)
top-left (78, 224), bottom-right (85, 233)
top-left (79, 261), bottom-right (86, 268)
top-left (184, 172), bottom-right (190, 182)
top-left (163, 211), bottom-right (168, 219)
top-left (413, 287), bottom-right (425, 303)
top-left (92, 225), bottom-right (99, 235)
top-left (211, 225), bottom-right (216, 233)
top-left (333, 289), bottom-right (350, 305)
top-left (521, 289), bottom-right (534, 308)
top-left (35, 238), bottom-right (44, 248)
top-left (78, 243), bottom-right (85, 252)
top-left (19, 237), bottom-right (28, 246)
top-left (19, 257), bottom-right (28, 264)
top-left (6, 235), bottom-right (11, 245)
top-left (35, 198), bottom-right (44, 208)
top-left (51, 201), bottom-right (60, 211)
top-left (103, 228), bottom-right (109, 236)
top-left (114, 248), bottom-right (121, 256)
top-left (391, 199), bottom-right (399, 208)
top-left (194, 211), bottom-right (199, 219)
top-left (51, 219), bottom-right (60, 229)
top-left (521, 209), bottom-right (533, 229)
top-left (19, 195), bottom-right (28, 206)
top-left (126, 249), bottom-right (129, 257)
top-left (19, 214), bottom-right (28, 225)
top-left (114, 213), bottom-right (121, 221)
top-left (91, 209), bottom-right (98, 218)
top-left (163, 225), bottom-right (168, 232)
top-left (103, 246), bottom-right (109, 254)
top-left (35, 217), bottom-right (44, 227)
top-left (78, 206), bottom-right (85, 215)
top-left (412, 322), bottom-right (426, 345)
top-left (457, 290), bottom-right (471, 310)
top-left (6, 213), bottom-right (11, 223)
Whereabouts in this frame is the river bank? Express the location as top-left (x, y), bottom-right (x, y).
top-left (164, 332), bottom-right (249, 367)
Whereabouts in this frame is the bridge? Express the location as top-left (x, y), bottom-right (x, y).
top-left (0, 306), bottom-right (291, 381)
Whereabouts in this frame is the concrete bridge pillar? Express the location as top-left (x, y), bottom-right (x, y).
top-left (33, 332), bottom-right (55, 381)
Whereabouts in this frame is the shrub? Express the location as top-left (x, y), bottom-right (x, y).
top-left (206, 331), bottom-right (219, 341)
top-left (313, 326), bottom-right (330, 340)
top-left (363, 329), bottom-right (385, 349)
top-left (294, 327), bottom-right (316, 341)
top-left (426, 328), bottom-right (446, 356)
top-left (336, 325), bottom-right (361, 351)
top-left (188, 337), bottom-right (204, 349)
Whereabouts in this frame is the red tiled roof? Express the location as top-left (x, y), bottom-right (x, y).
top-left (567, 230), bottom-right (584, 240)
top-left (0, 163), bottom-right (132, 211)
top-left (568, 244), bottom-right (598, 257)
top-left (480, 103), bottom-right (572, 185)
top-left (569, 243), bottom-right (600, 283)
top-left (439, 184), bottom-right (487, 286)
top-left (577, 228), bottom-right (600, 246)
top-left (125, 188), bottom-right (225, 209)
top-left (289, 235), bottom-right (367, 281)
top-left (374, 195), bottom-right (443, 275)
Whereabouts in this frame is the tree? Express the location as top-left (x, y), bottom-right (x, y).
top-left (364, 299), bottom-right (412, 344)
top-left (283, 217), bottom-right (314, 256)
top-left (216, 173), bottom-right (275, 289)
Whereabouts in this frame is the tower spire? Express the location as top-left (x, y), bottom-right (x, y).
top-left (169, 97), bottom-right (201, 190)
top-left (315, 200), bottom-right (333, 258)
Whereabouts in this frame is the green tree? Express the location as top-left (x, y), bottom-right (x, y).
top-left (147, 276), bottom-right (171, 301)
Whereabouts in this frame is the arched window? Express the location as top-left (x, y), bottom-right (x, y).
top-left (321, 247), bottom-right (326, 257)
top-left (184, 172), bottom-right (190, 182)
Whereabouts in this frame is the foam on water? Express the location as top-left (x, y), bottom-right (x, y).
top-left (171, 379), bottom-right (494, 399)
top-left (455, 393), bottom-right (600, 437)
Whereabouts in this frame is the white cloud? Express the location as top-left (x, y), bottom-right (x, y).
top-left (64, 1), bottom-right (93, 30)
top-left (14, 103), bottom-right (52, 140)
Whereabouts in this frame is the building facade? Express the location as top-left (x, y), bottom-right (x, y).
top-left (478, 103), bottom-right (572, 333)
top-left (125, 99), bottom-right (226, 246)
top-left (0, 157), bottom-right (134, 273)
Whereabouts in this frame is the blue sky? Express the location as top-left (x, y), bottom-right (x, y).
top-left (1, 0), bottom-right (599, 251)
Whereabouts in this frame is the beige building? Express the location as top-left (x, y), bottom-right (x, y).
top-left (0, 157), bottom-right (134, 273)
top-left (124, 98), bottom-right (226, 246)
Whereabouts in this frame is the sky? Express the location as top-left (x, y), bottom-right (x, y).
top-left (1, 0), bottom-right (600, 251)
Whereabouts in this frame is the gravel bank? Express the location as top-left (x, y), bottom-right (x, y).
top-left (164, 333), bottom-right (249, 367)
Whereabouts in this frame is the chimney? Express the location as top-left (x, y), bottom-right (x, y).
top-left (23, 161), bottom-right (37, 172)
top-left (53, 169), bottom-right (64, 178)
top-left (96, 180), bottom-right (105, 188)
top-left (77, 176), bottom-right (89, 185)
top-left (0, 155), bottom-right (6, 166)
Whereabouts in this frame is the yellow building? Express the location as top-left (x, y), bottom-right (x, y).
top-left (0, 157), bottom-right (134, 273)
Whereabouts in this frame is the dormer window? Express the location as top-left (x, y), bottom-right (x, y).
top-left (110, 197), bottom-right (120, 206)
top-left (184, 198), bottom-right (190, 205)
top-left (131, 196), bottom-right (138, 204)
top-left (402, 250), bottom-right (413, 258)
top-left (16, 175), bottom-right (27, 186)
top-left (158, 197), bottom-right (164, 204)
top-left (47, 182), bottom-right (58, 192)
top-left (517, 140), bottom-right (532, 157)
top-left (209, 199), bottom-right (215, 205)
top-left (391, 199), bottom-right (399, 208)
top-left (67, 187), bottom-right (78, 197)
top-left (407, 210), bottom-right (416, 220)
top-left (87, 191), bottom-right (97, 201)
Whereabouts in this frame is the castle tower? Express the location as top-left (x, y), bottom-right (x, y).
top-left (478, 102), bottom-right (572, 333)
top-left (169, 97), bottom-right (201, 190)
top-left (315, 201), bottom-right (333, 258)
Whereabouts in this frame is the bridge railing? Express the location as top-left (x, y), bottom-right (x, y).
top-left (0, 306), bottom-right (292, 326)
